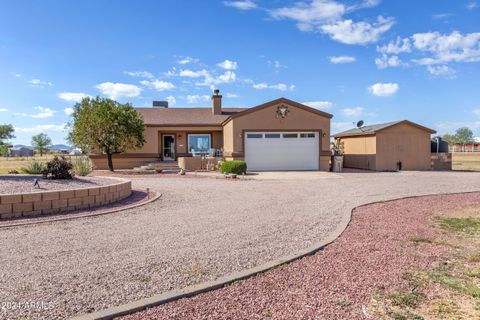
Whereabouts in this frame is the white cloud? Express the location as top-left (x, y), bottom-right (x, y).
top-left (435, 120), bottom-right (480, 133)
top-left (0, 108), bottom-right (7, 112)
top-left (179, 69), bottom-right (209, 78)
top-left (368, 82), bottom-right (399, 96)
top-left (197, 71), bottom-right (237, 86)
top-left (178, 68), bottom-right (237, 87)
top-left (270, 0), bottom-right (346, 31)
top-left (268, 60), bottom-right (287, 70)
top-left (15, 124), bottom-right (66, 133)
top-left (57, 92), bottom-right (92, 103)
top-left (320, 16), bottom-right (395, 45)
top-left (28, 78), bottom-right (53, 87)
top-left (216, 71), bottom-right (237, 83)
top-left (224, 0), bottom-right (257, 10)
top-left (411, 31), bottom-right (480, 65)
top-left (473, 109), bottom-right (480, 117)
top-left (375, 54), bottom-right (406, 69)
top-left (302, 101), bottom-right (333, 110)
top-left (252, 82), bottom-right (295, 91)
top-left (329, 55), bottom-right (356, 64)
top-left (342, 106), bottom-right (363, 117)
top-left (217, 59), bottom-right (238, 70)
top-left (177, 56), bottom-right (199, 65)
top-left (466, 2), bottom-right (478, 10)
top-left (140, 79), bottom-right (175, 91)
top-left (165, 96), bottom-right (176, 106)
top-left (10, 72), bottom-right (22, 77)
top-left (96, 82), bottom-right (142, 100)
top-left (64, 107), bottom-right (74, 116)
top-left (124, 71), bottom-right (154, 79)
top-left (377, 36), bottom-right (411, 54)
top-left (427, 65), bottom-right (456, 77)
top-left (226, 93), bottom-right (239, 98)
top-left (15, 106), bottom-right (56, 118)
top-left (432, 13), bottom-right (452, 20)
top-left (186, 95), bottom-right (210, 104)
top-left (332, 121), bottom-right (354, 132)
top-left (375, 31), bottom-right (480, 74)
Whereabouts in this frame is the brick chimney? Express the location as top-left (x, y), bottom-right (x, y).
top-left (212, 89), bottom-right (222, 115)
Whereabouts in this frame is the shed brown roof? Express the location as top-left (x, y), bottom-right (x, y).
top-left (136, 107), bottom-right (247, 126)
top-left (333, 120), bottom-right (436, 138)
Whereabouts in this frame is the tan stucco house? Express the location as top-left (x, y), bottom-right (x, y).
top-left (91, 91), bottom-right (333, 171)
top-left (333, 120), bottom-right (436, 171)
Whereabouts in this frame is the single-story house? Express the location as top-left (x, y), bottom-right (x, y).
top-left (90, 91), bottom-right (333, 171)
top-left (8, 146), bottom-right (34, 157)
top-left (333, 120), bottom-right (436, 171)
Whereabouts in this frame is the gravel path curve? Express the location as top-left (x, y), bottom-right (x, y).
top-left (0, 176), bottom-right (116, 194)
top-left (0, 171), bottom-right (479, 319)
top-left (123, 191), bottom-right (480, 320)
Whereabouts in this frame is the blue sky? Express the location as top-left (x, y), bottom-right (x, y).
top-left (0, 0), bottom-right (479, 145)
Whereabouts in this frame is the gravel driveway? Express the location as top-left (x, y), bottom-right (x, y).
top-left (0, 171), bottom-right (479, 319)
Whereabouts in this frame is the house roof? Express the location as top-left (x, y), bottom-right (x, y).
top-left (333, 120), bottom-right (437, 138)
top-left (223, 97), bottom-right (333, 125)
top-left (136, 97), bottom-right (333, 127)
top-left (136, 107), bottom-right (247, 126)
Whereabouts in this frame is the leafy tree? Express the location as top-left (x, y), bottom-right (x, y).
top-left (0, 144), bottom-right (9, 157)
top-left (31, 133), bottom-right (52, 156)
top-left (68, 97), bottom-right (145, 171)
top-left (0, 124), bottom-right (15, 145)
top-left (441, 133), bottom-right (456, 146)
top-left (455, 127), bottom-right (474, 146)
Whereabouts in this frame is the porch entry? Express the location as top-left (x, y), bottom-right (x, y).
top-left (162, 134), bottom-right (175, 160)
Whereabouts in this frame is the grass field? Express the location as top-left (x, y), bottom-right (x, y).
top-left (452, 153), bottom-right (480, 171)
top-left (0, 155), bottom-right (81, 174)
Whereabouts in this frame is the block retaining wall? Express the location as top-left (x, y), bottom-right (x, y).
top-left (0, 179), bottom-right (132, 219)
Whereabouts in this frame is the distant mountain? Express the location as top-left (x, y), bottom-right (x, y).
top-left (13, 144), bottom-right (34, 150)
top-left (49, 144), bottom-right (72, 151)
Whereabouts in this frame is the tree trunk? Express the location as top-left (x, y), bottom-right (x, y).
top-left (107, 153), bottom-right (114, 172)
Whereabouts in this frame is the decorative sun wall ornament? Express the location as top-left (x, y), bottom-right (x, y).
top-left (276, 105), bottom-right (290, 119)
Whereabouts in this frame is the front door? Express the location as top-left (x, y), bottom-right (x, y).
top-left (163, 134), bottom-right (175, 160)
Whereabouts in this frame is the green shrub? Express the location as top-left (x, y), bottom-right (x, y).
top-left (220, 160), bottom-right (247, 175)
top-left (42, 155), bottom-right (74, 179)
top-left (21, 160), bottom-right (45, 174)
top-left (73, 155), bottom-right (93, 176)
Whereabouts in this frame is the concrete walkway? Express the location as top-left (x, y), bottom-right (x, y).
top-left (1, 171), bottom-right (479, 319)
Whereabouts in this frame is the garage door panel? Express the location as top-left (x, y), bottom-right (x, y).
top-left (245, 132), bottom-right (319, 171)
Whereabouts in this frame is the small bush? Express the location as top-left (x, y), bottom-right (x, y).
top-left (42, 155), bottom-right (74, 179)
top-left (8, 169), bottom-right (19, 174)
top-left (21, 160), bottom-right (45, 174)
top-left (73, 155), bottom-right (93, 176)
top-left (220, 160), bottom-right (247, 175)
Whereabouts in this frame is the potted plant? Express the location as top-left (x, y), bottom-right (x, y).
top-left (331, 140), bottom-right (344, 172)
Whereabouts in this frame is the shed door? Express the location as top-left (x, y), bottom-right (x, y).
top-left (245, 132), bottom-right (319, 171)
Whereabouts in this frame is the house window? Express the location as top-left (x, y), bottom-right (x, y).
top-left (247, 133), bottom-right (263, 138)
top-left (265, 133), bottom-right (281, 138)
top-left (283, 133), bottom-right (298, 138)
top-left (300, 133), bottom-right (315, 138)
top-left (188, 134), bottom-right (211, 153)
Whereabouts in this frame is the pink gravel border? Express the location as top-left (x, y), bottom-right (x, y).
top-left (0, 190), bottom-right (160, 228)
top-left (107, 191), bottom-right (480, 320)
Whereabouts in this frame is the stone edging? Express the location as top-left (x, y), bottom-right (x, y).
top-left (69, 190), bottom-right (480, 320)
top-left (0, 191), bottom-right (162, 229)
top-left (0, 178), bottom-right (132, 219)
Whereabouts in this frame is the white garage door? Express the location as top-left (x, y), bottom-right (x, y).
top-left (245, 132), bottom-right (319, 171)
